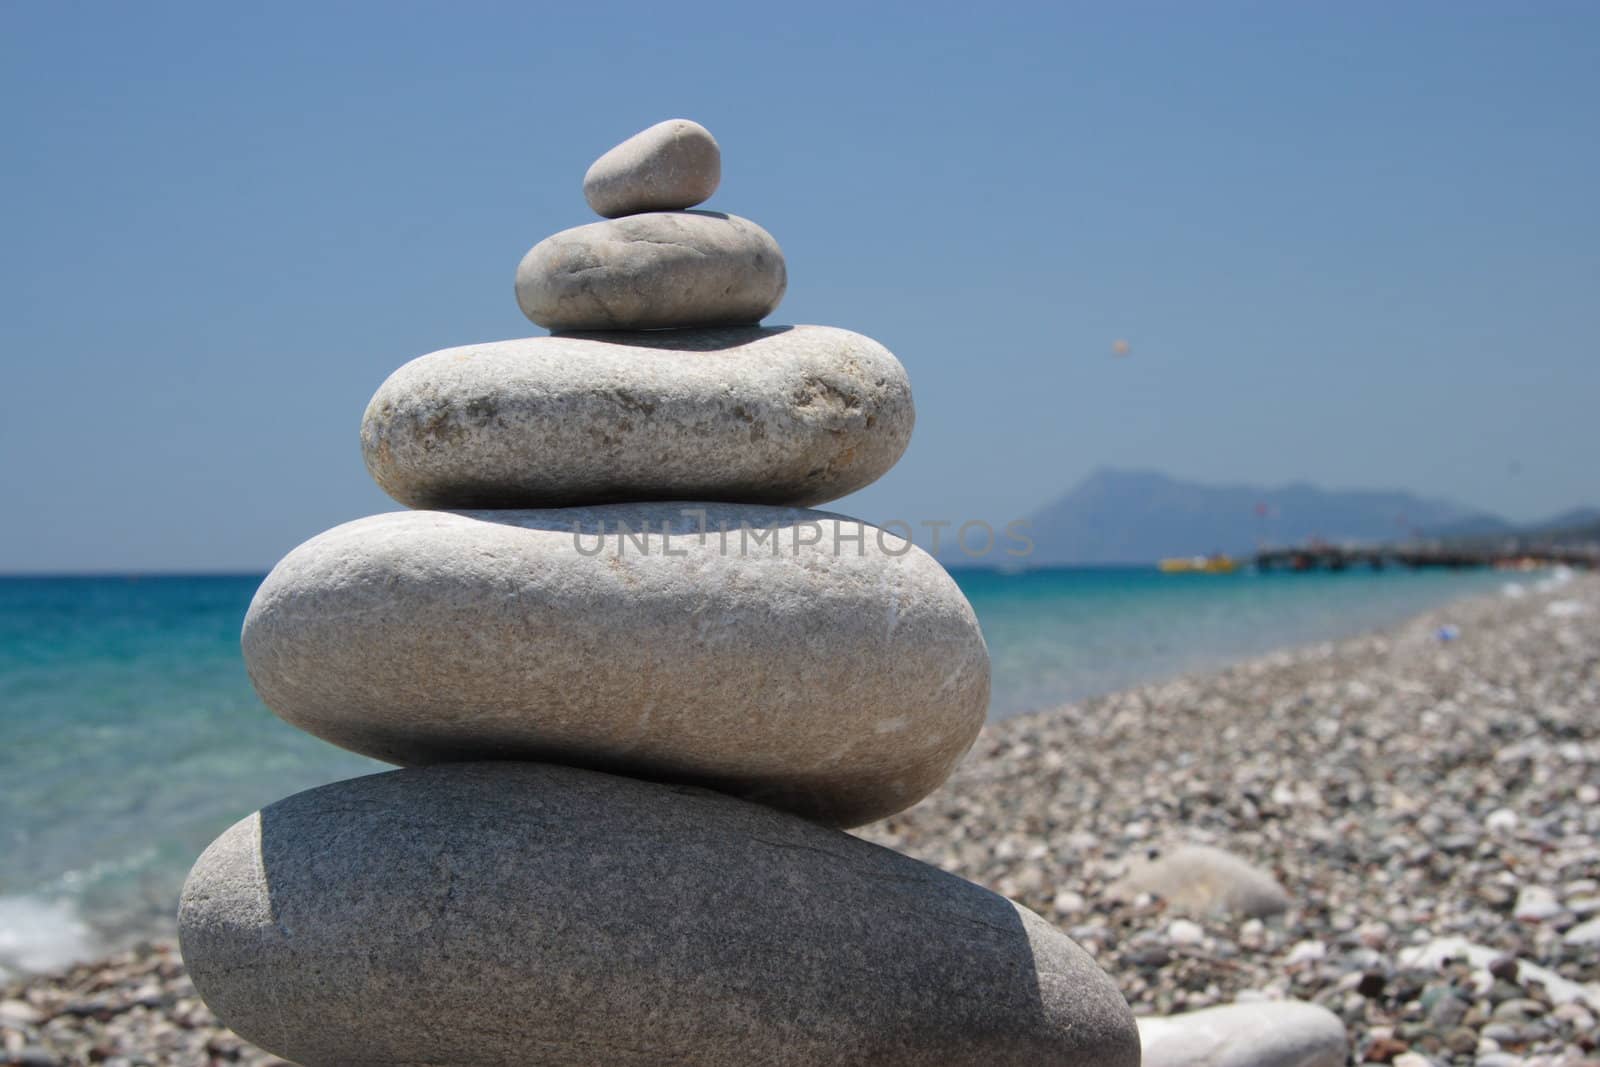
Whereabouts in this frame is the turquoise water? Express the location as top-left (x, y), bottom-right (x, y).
top-left (0, 566), bottom-right (1508, 976)
top-left (959, 565), bottom-right (1509, 716)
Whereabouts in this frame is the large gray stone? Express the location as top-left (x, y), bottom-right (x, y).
top-left (584, 118), bottom-right (721, 218)
top-left (179, 763), bottom-right (1140, 1067)
top-left (515, 211), bottom-right (785, 331)
top-left (361, 325), bottom-right (914, 510)
top-left (1137, 1001), bottom-right (1347, 1067)
top-left (241, 504), bottom-right (989, 827)
top-left (1109, 844), bottom-right (1290, 918)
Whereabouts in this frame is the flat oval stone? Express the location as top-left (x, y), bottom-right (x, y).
top-left (584, 118), bottom-right (721, 218)
top-left (1109, 844), bottom-right (1290, 918)
top-left (179, 764), bottom-right (1139, 1067)
top-left (361, 325), bottom-right (914, 510)
top-left (515, 211), bottom-right (785, 331)
top-left (1138, 1001), bottom-right (1348, 1067)
top-left (241, 504), bottom-right (989, 827)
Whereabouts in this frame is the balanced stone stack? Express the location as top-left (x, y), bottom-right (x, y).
top-left (178, 120), bottom-right (1139, 1066)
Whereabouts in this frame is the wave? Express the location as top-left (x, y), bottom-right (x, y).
top-left (0, 894), bottom-right (100, 981)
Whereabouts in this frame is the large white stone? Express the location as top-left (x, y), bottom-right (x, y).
top-left (1137, 1001), bottom-right (1347, 1067)
top-left (584, 118), bottom-right (721, 218)
top-left (242, 505), bottom-right (990, 827)
top-left (361, 325), bottom-right (914, 510)
top-left (515, 211), bottom-right (785, 331)
top-left (179, 763), bottom-right (1140, 1067)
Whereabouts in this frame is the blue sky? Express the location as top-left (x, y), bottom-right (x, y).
top-left (2, 2), bottom-right (1596, 571)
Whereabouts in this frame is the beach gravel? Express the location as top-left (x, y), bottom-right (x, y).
top-left (7, 573), bottom-right (1598, 1064)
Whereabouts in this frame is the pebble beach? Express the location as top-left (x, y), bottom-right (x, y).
top-left (5, 575), bottom-right (1596, 1065)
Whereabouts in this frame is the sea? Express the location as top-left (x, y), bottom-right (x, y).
top-left (0, 565), bottom-right (1514, 979)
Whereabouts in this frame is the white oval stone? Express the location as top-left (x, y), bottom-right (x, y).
top-left (361, 325), bottom-right (914, 510)
top-left (515, 211), bottom-right (786, 332)
top-left (1110, 844), bottom-right (1290, 918)
top-left (1137, 1001), bottom-right (1347, 1067)
top-left (241, 504), bottom-right (990, 827)
top-left (179, 764), bottom-right (1139, 1067)
top-left (584, 118), bottom-right (721, 218)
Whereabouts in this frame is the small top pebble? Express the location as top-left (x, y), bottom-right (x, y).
top-left (583, 119), bottom-right (721, 218)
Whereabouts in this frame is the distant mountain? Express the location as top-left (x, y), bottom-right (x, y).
top-left (1016, 468), bottom-right (1506, 565)
top-left (1431, 506), bottom-right (1600, 543)
top-left (1438, 506), bottom-right (1600, 554)
top-left (1530, 507), bottom-right (1600, 534)
top-left (1424, 514), bottom-right (1521, 540)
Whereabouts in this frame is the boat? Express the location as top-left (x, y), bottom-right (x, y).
top-left (1158, 554), bottom-right (1238, 574)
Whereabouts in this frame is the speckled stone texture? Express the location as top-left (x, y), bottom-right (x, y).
top-left (1137, 1000), bottom-right (1348, 1067)
top-left (240, 504), bottom-right (990, 827)
top-left (515, 211), bottom-right (785, 331)
top-left (178, 763), bottom-right (1139, 1067)
top-left (1110, 844), bottom-right (1290, 919)
top-left (584, 118), bottom-right (721, 218)
top-left (360, 325), bottom-right (914, 510)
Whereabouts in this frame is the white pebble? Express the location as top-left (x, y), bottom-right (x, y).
top-left (1392, 1054), bottom-right (1436, 1067)
top-left (1285, 939), bottom-right (1326, 965)
top-left (1052, 890), bottom-right (1086, 915)
top-left (1485, 807), bottom-right (1520, 834)
top-left (1563, 917), bottom-right (1600, 946)
top-left (1513, 885), bottom-right (1563, 922)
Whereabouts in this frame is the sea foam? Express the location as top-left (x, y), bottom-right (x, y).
top-left (0, 894), bottom-right (99, 980)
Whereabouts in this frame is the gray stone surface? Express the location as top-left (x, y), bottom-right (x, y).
top-left (361, 325), bottom-right (914, 510)
top-left (1109, 844), bottom-right (1291, 918)
top-left (1137, 1000), bottom-right (1347, 1067)
top-left (241, 504), bottom-right (990, 827)
top-left (584, 118), bottom-right (721, 218)
top-left (515, 211), bottom-right (785, 331)
top-left (179, 763), bottom-right (1139, 1067)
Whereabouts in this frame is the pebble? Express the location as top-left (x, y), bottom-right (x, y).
top-left (241, 505), bottom-right (990, 828)
top-left (1564, 917), bottom-right (1600, 946)
top-left (1285, 939), bottom-right (1327, 966)
top-left (1515, 885), bottom-right (1564, 922)
top-left (583, 118), bottom-right (721, 218)
top-left (1110, 844), bottom-right (1291, 918)
top-left (1391, 1054), bottom-right (1437, 1067)
top-left (361, 325), bottom-right (914, 510)
top-left (1486, 807), bottom-right (1521, 834)
top-left (515, 210), bottom-right (786, 331)
top-left (1136, 1000), bottom-right (1347, 1067)
top-left (180, 763), bottom-right (1140, 1067)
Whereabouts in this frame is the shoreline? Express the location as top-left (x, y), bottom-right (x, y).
top-left (4, 574), bottom-right (1597, 1064)
top-left (969, 564), bottom-right (1511, 720)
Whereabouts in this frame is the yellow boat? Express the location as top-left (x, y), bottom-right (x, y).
top-left (1159, 554), bottom-right (1238, 574)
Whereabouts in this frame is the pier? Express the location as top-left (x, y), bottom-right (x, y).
top-left (1253, 543), bottom-right (1599, 573)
